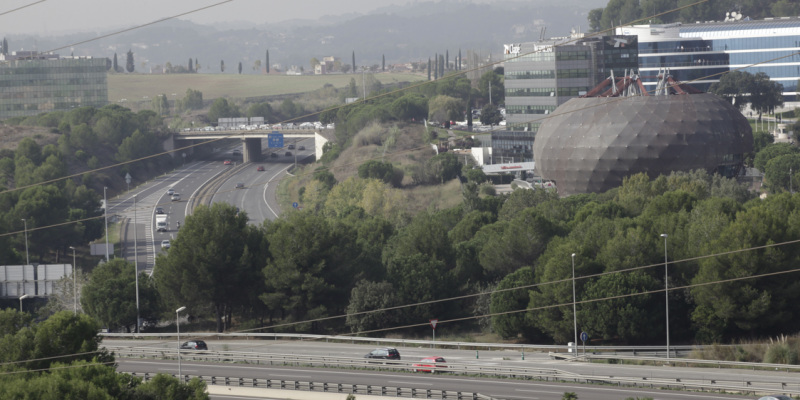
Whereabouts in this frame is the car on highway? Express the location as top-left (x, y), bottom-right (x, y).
top-left (235, 182), bottom-right (244, 189)
top-left (233, 149), bottom-right (241, 156)
top-left (223, 160), bottom-right (231, 165)
top-left (299, 122), bottom-right (314, 128)
top-left (270, 153), bottom-right (278, 158)
top-left (298, 145), bottom-right (305, 151)
top-left (758, 396), bottom-right (794, 400)
top-left (179, 340), bottom-right (208, 351)
top-left (161, 240), bottom-right (170, 249)
top-left (156, 207), bottom-right (164, 214)
top-left (412, 357), bottom-right (447, 373)
top-left (285, 151), bottom-right (292, 156)
top-left (287, 144), bottom-right (295, 149)
top-left (167, 188), bottom-right (174, 196)
top-left (364, 348), bottom-right (401, 360)
top-left (171, 193), bottom-right (180, 202)
top-left (203, 126), bottom-right (214, 131)
top-left (326, 123), bottom-right (335, 129)
top-left (257, 166), bottom-right (265, 171)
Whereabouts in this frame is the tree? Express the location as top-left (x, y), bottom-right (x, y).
top-left (340, 63), bottom-right (351, 74)
top-left (428, 58), bottom-right (432, 81)
top-left (587, 8), bottom-right (604, 32)
top-left (772, 0), bottom-right (800, 16)
top-left (125, 49), bottom-right (134, 73)
top-left (358, 160), bottom-right (396, 184)
top-left (188, 58), bottom-right (193, 72)
top-left (112, 53), bottom-right (119, 72)
top-left (428, 95), bottom-right (463, 122)
top-left (246, 102), bottom-right (273, 121)
top-left (491, 267), bottom-right (541, 340)
top-left (562, 392), bottom-right (578, 400)
top-left (345, 280), bottom-right (399, 332)
top-left (389, 94), bottom-right (428, 121)
top-left (434, 53), bottom-right (438, 80)
top-left (2, 37), bottom-right (7, 55)
top-left (220, 60), bottom-right (225, 72)
top-left (753, 130), bottom-right (774, 154)
top-left (764, 154), bottom-right (800, 192)
top-left (40, 269), bottom-right (89, 316)
top-left (238, 61), bottom-right (242, 74)
top-left (81, 258), bottom-right (159, 332)
top-left (208, 98), bottom-right (238, 123)
top-left (480, 103), bottom-right (503, 126)
top-left (754, 143), bottom-right (799, 172)
top-left (466, 96), bottom-right (472, 126)
top-left (195, 58), bottom-right (200, 72)
top-left (458, 48), bottom-right (461, 71)
top-left (600, 0), bottom-right (642, 31)
top-left (310, 57), bottom-right (320, 71)
top-left (479, 70), bottom-right (504, 104)
top-left (176, 88), bottom-right (203, 112)
top-left (439, 54), bottom-right (445, 78)
top-left (382, 54), bottom-right (385, 71)
top-left (154, 202), bottom-right (260, 332)
top-left (352, 51), bottom-right (356, 74)
top-left (749, 72), bottom-right (785, 119)
top-left (266, 50), bottom-right (270, 73)
top-left (445, 50), bottom-right (449, 71)
top-left (253, 59), bottom-right (262, 72)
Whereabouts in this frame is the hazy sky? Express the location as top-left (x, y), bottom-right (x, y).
top-left (3, 0), bottom-right (517, 35)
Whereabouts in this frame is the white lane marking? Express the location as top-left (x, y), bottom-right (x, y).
top-left (158, 368), bottom-right (197, 372)
top-left (186, 164), bottom-right (229, 217)
top-left (108, 162), bottom-right (202, 211)
top-left (270, 375), bottom-right (311, 378)
top-left (389, 381), bottom-right (432, 386)
top-left (516, 390), bottom-right (566, 394)
top-left (263, 164), bottom-right (292, 218)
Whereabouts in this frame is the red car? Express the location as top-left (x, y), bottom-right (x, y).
top-left (223, 160), bottom-right (231, 165)
top-left (257, 166), bottom-right (265, 171)
top-left (412, 357), bottom-right (447, 373)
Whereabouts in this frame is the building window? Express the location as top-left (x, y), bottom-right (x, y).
top-left (556, 51), bottom-right (589, 61)
top-left (557, 69), bottom-right (590, 78)
top-left (506, 70), bottom-right (556, 80)
top-left (505, 53), bottom-right (556, 62)
top-left (506, 87), bottom-right (556, 97)
top-left (506, 105), bottom-right (557, 115)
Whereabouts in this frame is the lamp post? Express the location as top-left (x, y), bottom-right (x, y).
top-left (19, 294), bottom-right (29, 312)
top-left (660, 233), bottom-right (670, 359)
top-left (21, 219), bottom-right (29, 265)
top-left (791, 168), bottom-right (793, 195)
top-left (70, 246), bottom-right (77, 314)
top-left (571, 253), bottom-right (577, 354)
top-left (134, 195), bottom-right (140, 333)
top-left (176, 306), bottom-right (186, 379)
top-left (104, 187), bottom-right (109, 262)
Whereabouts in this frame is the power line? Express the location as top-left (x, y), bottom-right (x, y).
top-left (0, 0), bottom-right (46, 17)
top-left (0, 361), bottom-right (115, 375)
top-left (4, 48), bottom-right (797, 239)
top-left (0, 0), bottom-right (711, 196)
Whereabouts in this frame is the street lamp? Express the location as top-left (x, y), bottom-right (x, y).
top-left (571, 253), bottom-right (577, 354)
top-left (790, 168), bottom-right (793, 195)
top-left (19, 294), bottom-right (29, 312)
top-left (70, 246), bottom-right (77, 315)
top-left (660, 233), bottom-right (670, 359)
top-left (103, 187), bottom-right (109, 262)
top-left (134, 195), bottom-right (140, 334)
top-left (176, 306), bottom-right (187, 379)
top-left (21, 219), bottom-right (29, 265)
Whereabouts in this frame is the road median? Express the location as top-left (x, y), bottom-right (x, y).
top-left (187, 162), bottom-right (251, 215)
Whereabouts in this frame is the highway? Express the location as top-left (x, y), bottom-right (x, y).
top-left (104, 339), bottom-right (800, 392)
top-left (210, 137), bottom-right (315, 225)
top-left (115, 357), bottom-right (760, 400)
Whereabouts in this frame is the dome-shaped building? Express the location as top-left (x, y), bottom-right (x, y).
top-left (531, 70), bottom-right (752, 196)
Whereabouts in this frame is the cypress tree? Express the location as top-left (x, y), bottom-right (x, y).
top-left (382, 54), bottom-right (385, 72)
top-left (434, 55), bottom-right (438, 80)
top-left (428, 58), bottom-right (431, 81)
top-left (125, 49), bottom-right (134, 73)
top-left (113, 53), bottom-right (119, 72)
top-left (189, 58), bottom-right (193, 72)
top-left (446, 50), bottom-right (449, 71)
top-left (238, 62), bottom-right (242, 74)
top-left (352, 51), bottom-right (356, 74)
top-left (458, 48), bottom-right (462, 71)
top-left (266, 50), bottom-right (270, 73)
top-left (221, 60), bottom-right (225, 72)
top-left (439, 54), bottom-right (444, 78)
top-left (2, 38), bottom-right (6, 55)
top-left (195, 58), bottom-right (199, 72)
top-left (467, 96), bottom-right (472, 127)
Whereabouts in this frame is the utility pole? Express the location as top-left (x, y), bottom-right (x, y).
top-left (660, 234), bottom-right (670, 359)
top-left (134, 195), bottom-right (140, 334)
top-left (104, 187), bottom-right (109, 261)
top-left (489, 82), bottom-right (492, 105)
top-left (70, 246), bottom-right (77, 314)
top-left (571, 253), bottom-right (577, 353)
top-left (21, 219), bottom-right (29, 265)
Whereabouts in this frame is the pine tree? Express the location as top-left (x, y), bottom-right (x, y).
top-left (189, 58), bottom-right (194, 72)
top-left (446, 50), bottom-right (449, 71)
top-left (266, 50), bottom-right (270, 73)
top-left (428, 58), bottom-right (431, 81)
top-left (382, 54), bottom-right (385, 72)
top-left (238, 62), bottom-right (242, 74)
top-left (125, 49), bottom-right (134, 73)
top-left (352, 51), bottom-right (356, 74)
top-left (113, 53), bottom-right (119, 72)
top-left (221, 60), bottom-right (225, 72)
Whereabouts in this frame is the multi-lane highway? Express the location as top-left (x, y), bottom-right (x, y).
top-left (111, 137), bottom-right (312, 273)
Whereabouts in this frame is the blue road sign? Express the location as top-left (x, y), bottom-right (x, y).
top-left (268, 132), bottom-right (284, 148)
top-left (580, 332), bottom-right (588, 342)
top-left (292, 202), bottom-right (299, 208)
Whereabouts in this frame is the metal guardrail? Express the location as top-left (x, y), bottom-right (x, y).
top-left (130, 373), bottom-right (493, 400)
top-left (100, 332), bottom-right (706, 352)
top-left (111, 347), bottom-right (800, 395)
top-left (579, 353), bottom-right (800, 372)
top-left (117, 349), bottom-right (800, 398)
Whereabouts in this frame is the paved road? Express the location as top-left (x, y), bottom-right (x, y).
top-left (103, 339), bottom-right (800, 391)
top-left (211, 138), bottom-right (315, 225)
top-left (116, 358), bottom-right (759, 400)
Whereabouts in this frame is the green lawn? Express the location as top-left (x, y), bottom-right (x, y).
top-left (108, 73), bottom-right (424, 102)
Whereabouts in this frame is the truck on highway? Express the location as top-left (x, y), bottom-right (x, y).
top-left (156, 214), bottom-right (167, 232)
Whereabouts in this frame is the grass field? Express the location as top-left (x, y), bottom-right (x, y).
top-left (108, 73), bottom-right (425, 102)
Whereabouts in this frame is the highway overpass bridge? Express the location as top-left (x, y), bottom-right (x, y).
top-left (163, 128), bottom-right (332, 162)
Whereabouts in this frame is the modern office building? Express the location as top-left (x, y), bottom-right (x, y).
top-left (0, 52), bottom-right (108, 119)
top-left (494, 33), bottom-right (639, 163)
top-left (618, 17), bottom-right (800, 103)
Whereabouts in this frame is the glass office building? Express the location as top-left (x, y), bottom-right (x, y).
top-left (618, 17), bottom-right (800, 102)
top-left (0, 55), bottom-right (108, 119)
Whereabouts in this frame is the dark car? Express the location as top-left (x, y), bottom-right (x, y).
top-left (156, 207), bottom-right (164, 214)
top-left (270, 152), bottom-right (279, 158)
top-left (179, 340), bottom-right (208, 351)
top-left (298, 145), bottom-right (306, 151)
top-left (287, 144), bottom-right (295, 149)
top-left (364, 347), bottom-right (401, 360)
top-left (285, 151), bottom-right (292, 156)
top-left (235, 182), bottom-right (244, 189)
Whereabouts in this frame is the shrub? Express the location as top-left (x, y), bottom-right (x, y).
top-left (87, 156), bottom-right (100, 170)
top-left (765, 344), bottom-right (799, 365)
top-left (480, 183), bottom-right (496, 196)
